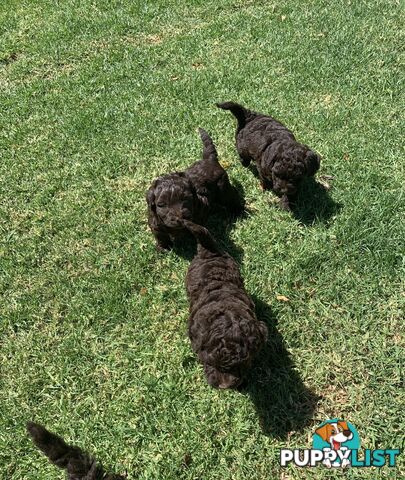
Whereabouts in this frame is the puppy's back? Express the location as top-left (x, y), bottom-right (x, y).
top-left (185, 128), bottom-right (227, 186)
top-left (181, 220), bottom-right (246, 306)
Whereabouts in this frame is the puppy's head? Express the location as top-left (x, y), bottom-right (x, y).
top-left (147, 173), bottom-right (196, 230)
top-left (271, 146), bottom-right (320, 197)
top-left (204, 364), bottom-right (244, 390)
top-left (315, 421), bottom-right (353, 444)
top-left (199, 315), bottom-right (268, 389)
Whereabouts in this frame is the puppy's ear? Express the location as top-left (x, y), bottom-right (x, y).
top-left (146, 185), bottom-right (157, 212)
top-left (304, 151), bottom-right (321, 176)
top-left (315, 423), bottom-right (333, 442)
top-left (258, 321), bottom-right (268, 344)
top-left (198, 349), bottom-right (211, 364)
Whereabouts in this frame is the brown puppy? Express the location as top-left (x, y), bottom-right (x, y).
top-left (146, 128), bottom-right (243, 251)
top-left (217, 102), bottom-right (320, 210)
top-left (183, 220), bottom-right (267, 389)
top-left (27, 422), bottom-right (124, 480)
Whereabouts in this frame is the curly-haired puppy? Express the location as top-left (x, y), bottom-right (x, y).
top-left (217, 101), bottom-right (321, 210)
top-left (27, 422), bottom-right (124, 480)
top-left (146, 128), bottom-right (243, 251)
top-left (183, 219), bottom-right (267, 389)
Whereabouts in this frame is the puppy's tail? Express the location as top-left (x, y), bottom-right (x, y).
top-left (181, 219), bottom-right (220, 254)
top-left (216, 101), bottom-right (254, 128)
top-left (198, 128), bottom-right (218, 163)
top-left (27, 422), bottom-right (124, 480)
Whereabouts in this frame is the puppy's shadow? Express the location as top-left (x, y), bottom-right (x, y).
top-left (291, 177), bottom-right (342, 226)
top-left (243, 296), bottom-right (319, 438)
top-left (172, 232), bottom-right (199, 261)
top-left (208, 179), bottom-right (246, 264)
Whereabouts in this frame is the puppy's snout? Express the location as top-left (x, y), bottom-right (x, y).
top-left (282, 185), bottom-right (296, 195)
top-left (343, 430), bottom-right (352, 438)
top-left (217, 373), bottom-right (242, 390)
top-left (218, 381), bottom-right (237, 389)
top-left (165, 213), bottom-right (183, 228)
top-left (173, 206), bottom-right (192, 219)
top-left (169, 207), bottom-right (192, 224)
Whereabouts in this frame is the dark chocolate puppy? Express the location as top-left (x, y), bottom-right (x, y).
top-left (146, 128), bottom-right (243, 251)
top-left (183, 220), bottom-right (267, 389)
top-left (217, 101), bottom-right (320, 210)
top-left (27, 422), bottom-right (124, 480)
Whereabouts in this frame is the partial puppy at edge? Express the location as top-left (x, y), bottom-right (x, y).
top-left (27, 421), bottom-right (124, 480)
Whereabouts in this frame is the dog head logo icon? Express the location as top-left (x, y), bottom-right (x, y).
top-left (315, 420), bottom-right (353, 450)
top-left (313, 419), bottom-right (360, 468)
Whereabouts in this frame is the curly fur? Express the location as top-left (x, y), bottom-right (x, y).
top-left (183, 220), bottom-right (268, 389)
top-left (217, 101), bottom-right (321, 210)
top-left (27, 422), bottom-right (124, 480)
top-left (146, 128), bottom-right (243, 251)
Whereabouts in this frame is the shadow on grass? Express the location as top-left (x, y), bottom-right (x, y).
top-left (243, 295), bottom-right (320, 438)
top-left (291, 177), bottom-right (342, 226)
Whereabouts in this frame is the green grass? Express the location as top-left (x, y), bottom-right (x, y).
top-left (0, 0), bottom-right (404, 478)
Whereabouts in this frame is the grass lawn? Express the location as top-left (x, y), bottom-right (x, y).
top-left (0, 0), bottom-right (403, 478)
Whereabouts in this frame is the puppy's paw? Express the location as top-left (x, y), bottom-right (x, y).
top-left (259, 179), bottom-right (272, 191)
top-left (318, 175), bottom-right (334, 191)
top-left (156, 243), bottom-right (172, 253)
top-left (260, 181), bottom-right (271, 191)
top-left (279, 195), bottom-right (292, 211)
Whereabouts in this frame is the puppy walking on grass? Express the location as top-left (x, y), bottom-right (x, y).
top-left (217, 101), bottom-right (321, 211)
top-left (27, 422), bottom-right (124, 480)
top-left (183, 219), bottom-right (267, 389)
top-left (146, 128), bottom-right (244, 251)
